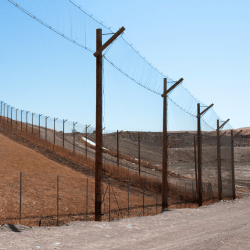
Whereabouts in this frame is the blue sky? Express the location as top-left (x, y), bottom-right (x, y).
top-left (0, 0), bottom-right (249, 131)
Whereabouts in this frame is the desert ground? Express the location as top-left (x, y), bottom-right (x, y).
top-left (1, 121), bottom-right (250, 249)
top-left (0, 195), bottom-right (250, 249)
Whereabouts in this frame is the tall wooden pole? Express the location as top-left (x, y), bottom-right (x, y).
top-left (95, 28), bottom-right (103, 221)
top-left (162, 78), bottom-right (168, 211)
top-left (197, 103), bottom-right (202, 206)
top-left (231, 130), bottom-right (236, 199)
top-left (217, 119), bottom-right (222, 200)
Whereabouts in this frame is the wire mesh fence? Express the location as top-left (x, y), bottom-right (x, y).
top-left (1, 105), bottom-right (238, 215)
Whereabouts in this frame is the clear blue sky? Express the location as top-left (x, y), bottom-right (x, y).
top-left (0, 0), bottom-right (249, 131)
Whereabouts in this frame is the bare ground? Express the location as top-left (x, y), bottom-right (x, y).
top-left (0, 194), bottom-right (250, 249)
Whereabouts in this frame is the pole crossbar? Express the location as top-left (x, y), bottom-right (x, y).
top-left (219, 119), bottom-right (230, 130)
top-left (161, 78), bottom-right (183, 97)
top-left (199, 103), bottom-right (214, 117)
top-left (94, 27), bottom-right (125, 57)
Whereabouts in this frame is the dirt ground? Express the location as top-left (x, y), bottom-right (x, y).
top-left (0, 194), bottom-right (250, 249)
top-left (0, 132), bottom-right (158, 226)
top-left (1, 122), bottom-right (250, 248)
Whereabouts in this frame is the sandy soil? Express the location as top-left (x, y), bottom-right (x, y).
top-left (0, 194), bottom-right (250, 249)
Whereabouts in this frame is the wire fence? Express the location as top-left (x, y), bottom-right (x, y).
top-left (0, 101), bottom-right (240, 226)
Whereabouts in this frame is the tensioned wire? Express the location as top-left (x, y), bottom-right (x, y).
top-left (7, 0), bottom-right (232, 131)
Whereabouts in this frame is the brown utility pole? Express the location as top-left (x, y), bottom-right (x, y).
top-left (162, 78), bottom-right (168, 211)
top-left (117, 130), bottom-right (123, 167)
top-left (85, 124), bottom-right (91, 159)
top-left (161, 78), bottom-right (183, 212)
top-left (217, 118), bottom-right (230, 200)
top-left (94, 27), bottom-right (125, 221)
top-left (217, 119), bottom-right (222, 200)
top-left (197, 103), bottom-right (214, 206)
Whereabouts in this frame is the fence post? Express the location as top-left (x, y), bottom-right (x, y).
top-left (117, 130), bottom-right (119, 167)
top-left (197, 103), bottom-right (202, 206)
top-left (20, 110), bottom-right (24, 131)
top-left (3, 103), bottom-right (5, 120)
top-left (85, 125), bottom-right (90, 159)
top-left (231, 130), bottom-right (236, 199)
top-left (11, 107), bottom-right (13, 128)
top-left (32, 113), bottom-right (35, 135)
top-left (86, 178), bottom-right (88, 219)
top-left (73, 122), bottom-right (78, 154)
top-left (0, 101), bottom-right (2, 122)
top-left (156, 171), bottom-right (158, 214)
top-left (45, 116), bottom-right (49, 142)
top-left (143, 180), bottom-right (145, 216)
top-left (7, 105), bottom-right (9, 124)
top-left (57, 175), bottom-right (59, 226)
top-left (26, 111), bottom-right (29, 132)
top-left (109, 179), bottom-right (111, 222)
top-left (63, 119), bottom-right (67, 148)
top-left (138, 132), bottom-right (141, 175)
top-left (39, 114), bottom-right (42, 138)
top-left (217, 120), bottom-right (222, 200)
top-left (20, 171), bottom-right (22, 224)
top-left (16, 109), bottom-right (18, 129)
top-left (128, 179), bottom-right (129, 217)
top-left (194, 136), bottom-right (198, 192)
top-left (54, 118), bottom-right (58, 150)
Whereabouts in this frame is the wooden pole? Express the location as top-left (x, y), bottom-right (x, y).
top-left (217, 119), bottom-right (222, 200)
top-left (231, 130), bottom-right (236, 199)
top-left (162, 78), bottom-right (168, 211)
top-left (94, 27), bottom-right (125, 222)
top-left (197, 103), bottom-right (202, 206)
top-left (95, 28), bottom-right (103, 221)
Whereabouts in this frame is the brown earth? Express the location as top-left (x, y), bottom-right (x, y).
top-left (1, 119), bottom-right (250, 228)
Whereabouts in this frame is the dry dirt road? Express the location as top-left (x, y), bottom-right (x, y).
top-left (1, 194), bottom-right (250, 250)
